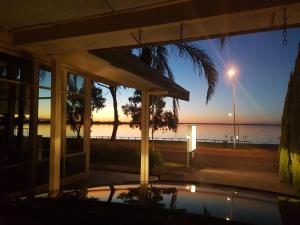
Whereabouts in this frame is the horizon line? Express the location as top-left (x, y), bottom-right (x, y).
top-left (38, 119), bottom-right (281, 126)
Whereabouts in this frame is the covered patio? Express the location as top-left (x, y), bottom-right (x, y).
top-left (0, 47), bottom-right (188, 195)
top-left (1, 0), bottom-right (300, 195)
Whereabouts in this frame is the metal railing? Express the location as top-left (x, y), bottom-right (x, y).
top-left (89, 135), bottom-right (251, 144)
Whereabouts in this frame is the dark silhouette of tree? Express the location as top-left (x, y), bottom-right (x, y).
top-left (91, 81), bottom-right (106, 114)
top-left (109, 86), bottom-right (119, 140)
top-left (67, 77), bottom-right (106, 138)
top-left (92, 82), bottom-right (119, 140)
top-left (122, 42), bottom-right (217, 143)
top-left (122, 90), bottom-right (178, 133)
top-left (138, 42), bottom-right (218, 105)
top-left (117, 186), bottom-right (177, 208)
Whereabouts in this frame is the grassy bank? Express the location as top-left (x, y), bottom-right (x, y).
top-left (90, 139), bottom-right (163, 174)
top-left (91, 139), bottom-right (278, 150)
top-left (90, 139), bottom-right (278, 172)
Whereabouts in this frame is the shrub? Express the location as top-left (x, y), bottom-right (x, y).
top-left (279, 43), bottom-right (300, 192)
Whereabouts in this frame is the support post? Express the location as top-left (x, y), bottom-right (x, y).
top-left (61, 69), bottom-right (67, 179)
top-left (140, 90), bottom-right (150, 183)
top-left (84, 77), bottom-right (91, 173)
top-left (49, 59), bottom-right (62, 194)
top-left (186, 139), bottom-right (190, 169)
top-left (28, 63), bottom-right (39, 196)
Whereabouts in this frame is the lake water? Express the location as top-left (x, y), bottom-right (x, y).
top-left (38, 124), bottom-right (281, 144)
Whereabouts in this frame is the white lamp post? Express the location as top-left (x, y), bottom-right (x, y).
top-left (186, 125), bottom-right (196, 168)
top-left (228, 68), bottom-right (237, 149)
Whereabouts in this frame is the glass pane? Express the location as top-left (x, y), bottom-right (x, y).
top-left (39, 66), bottom-right (51, 88)
top-left (0, 62), bottom-right (7, 77)
top-left (0, 81), bottom-right (32, 165)
top-left (0, 55), bottom-right (33, 82)
top-left (38, 99), bottom-right (51, 124)
top-left (66, 94), bottom-right (84, 153)
top-left (37, 88), bottom-right (51, 160)
top-left (37, 123), bottom-right (50, 160)
top-left (39, 88), bottom-right (51, 98)
top-left (67, 73), bottom-right (85, 94)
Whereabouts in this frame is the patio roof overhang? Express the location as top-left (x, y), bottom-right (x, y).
top-left (1, 0), bottom-right (299, 53)
top-left (90, 49), bottom-right (189, 101)
top-left (55, 49), bottom-right (189, 101)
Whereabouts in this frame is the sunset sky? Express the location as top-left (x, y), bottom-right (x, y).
top-left (38, 28), bottom-right (300, 124)
top-left (93, 28), bottom-right (300, 124)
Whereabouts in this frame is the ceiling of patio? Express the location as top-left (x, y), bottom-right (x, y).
top-left (0, 0), bottom-right (299, 55)
top-left (1, 0), bottom-right (299, 101)
top-left (1, 0), bottom-right (183, 29)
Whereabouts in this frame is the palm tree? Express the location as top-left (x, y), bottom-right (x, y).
top-left (138, 42), bottom-right (218, 106)
top-left (132, 41), bottom-right (218, 147)
top-left (94, 41), bottom-right (218, 141)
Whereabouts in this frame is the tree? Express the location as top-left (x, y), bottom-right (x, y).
top-left (138, 42), bottom-right (218, 104)
top-left (117, 186), bottom-right (177, 208)
top-left (279, 43), bottom-right (300, 192)
top-left (122, 90), bottom-right (178, 140)
top-left (91, 81), bottom-right (107, 115)
top-left (93, 82), bottom-right (120, 140)
top-left (109, 86), bottom-right (119, 141)
top-left (122, 42), bottom-right (218, 144)
top-left (67, 78), bottom-right (106, 138)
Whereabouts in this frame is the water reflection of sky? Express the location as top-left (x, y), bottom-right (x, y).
top-left (85, 183), bottom-right (300, 225)
top-left (36, 124), bottom-right (281, 144)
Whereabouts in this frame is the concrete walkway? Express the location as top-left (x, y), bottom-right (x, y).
top-left (160, 168), bottom-right (299, 196)
top-left (157, 146), bottom-right (299, 196)
top-left (85, 146), bottom-right (299, 197)
top-left (77, 168), bottom-right (298, 197)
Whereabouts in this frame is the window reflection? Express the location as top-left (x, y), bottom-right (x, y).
top-left (39, 67), bottom-right (51, 88)
top-left (37, 66), bottom-right (51, 160)
top-left (66, 73), bottom-right (85, 154)
top-left (67, 73), bottom-right (85, 94)
top-left (0, 64), bottom-right (33, 165)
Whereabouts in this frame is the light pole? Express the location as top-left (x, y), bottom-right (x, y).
top-left (228, 69), bottom-right (237, 149)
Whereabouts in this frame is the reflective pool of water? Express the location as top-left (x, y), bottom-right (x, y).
top-left (45, 182), bottom-right (300, 225)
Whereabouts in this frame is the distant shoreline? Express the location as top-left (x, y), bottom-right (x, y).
top-left (37, 120), bottom-right (280, 126)
top-left (178, 122), bottom-right (281, 126)
top-left (91, 121), bottom-right (281, 126)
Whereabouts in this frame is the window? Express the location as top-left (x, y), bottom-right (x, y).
top-left (0, 54), bottom-right (34, 166)
top-left (37, 66), bottom-right (51, 160)
top-left (66, 73), bottom-right (85, 154)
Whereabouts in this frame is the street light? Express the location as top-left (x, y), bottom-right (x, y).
top-left (227, 68), bottom-right (237, 149)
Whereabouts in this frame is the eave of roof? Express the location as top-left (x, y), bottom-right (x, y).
top-left (90, 48), bottom-right (189, 101)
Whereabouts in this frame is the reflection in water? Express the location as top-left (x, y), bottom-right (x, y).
top-left (117, 185), bottom-right (177, 209)
top-left (82, 183), bottom-right (300, 225)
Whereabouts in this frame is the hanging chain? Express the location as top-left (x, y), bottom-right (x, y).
top-left (179, 24), bottom-right (184, 57)
top-left (138, 29), bottom-right (142, 55)
top-left (138, 29), bottom-right (142, 45)
top-left (282, 7), bottom-right (288, 46)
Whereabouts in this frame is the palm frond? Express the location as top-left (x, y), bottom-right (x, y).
top-left (174, 42), bottom-right (218, 104)
top-left (155, 46), bottom-right (175, 81)
top-left (139, 47), bottom-right (153, 65)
